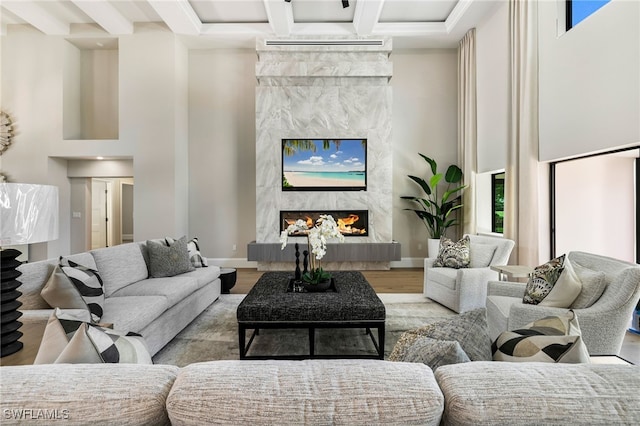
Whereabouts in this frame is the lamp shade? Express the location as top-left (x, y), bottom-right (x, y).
top-left (0, 183), bottom-right (59, 246)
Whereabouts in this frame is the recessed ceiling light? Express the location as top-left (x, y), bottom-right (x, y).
top-left (97, 156), bottom-right (104, 160)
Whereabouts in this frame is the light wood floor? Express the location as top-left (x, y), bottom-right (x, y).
top-left (231, 268), bottom-right (639, 365)
top-left (233, 268), bottom-right (424, 294)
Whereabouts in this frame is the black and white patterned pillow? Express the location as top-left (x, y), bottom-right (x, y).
top-left (492, 311), bottom-right (590, 363)
top-left (523, 254), bottom-right (565, 305)
top-left (59, 257), bottom-right (105, 322)
top-left (55, 322), bottom-right (152, 364)
top-left (433, 236), bottom-right (471, 269)
top-left (166, 236), bottom-right (208, 268)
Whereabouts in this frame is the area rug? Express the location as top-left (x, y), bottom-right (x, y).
top-left (152, 293), bottom-right (455, 367)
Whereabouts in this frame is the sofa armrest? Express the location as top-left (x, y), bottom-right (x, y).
top-left (457, 268), bottom-right (499, 313)
top-left (487, 281), bottom-right (526, 298)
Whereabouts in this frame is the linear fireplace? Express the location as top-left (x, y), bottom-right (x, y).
top-left (280, 210), bottom-right (368, 236)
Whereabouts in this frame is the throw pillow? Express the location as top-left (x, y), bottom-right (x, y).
top-left (147, 236), bottom-right (195, 278)
top-left (389, 308), bottom-right (492, 362)
top-left (522, 254), bottom-right (566, 305)
top-left (55, 322), bottom-right (152, 364)
top-left (571, 264), bottom-right (607, 309)
top-left (166, 236), bottom-right (208, 268)
top-left (433, 236), bottom-right (471, 269)
top-left (492, 311), bottom-right (590, 363)
top-left (40, 258), bottom-right (105, 322)
top-left (34, 308), bottom-right (92, 364)
top-left (539, 257), bottom-right (582, 308)
top-left (392, 336), bottom-right (471, 370)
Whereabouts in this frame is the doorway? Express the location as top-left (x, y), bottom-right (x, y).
top-left (91, 179), bottom-right (112, 249)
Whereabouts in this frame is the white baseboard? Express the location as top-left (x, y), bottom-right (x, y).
top-left (207, 258), bottom-right (424, 269)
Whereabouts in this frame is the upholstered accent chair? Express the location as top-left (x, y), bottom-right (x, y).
top-left (486, 251), bottom-right (640, 356)
top-left (424, 235), bottom-right (515, 313)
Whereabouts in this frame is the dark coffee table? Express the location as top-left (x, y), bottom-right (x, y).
top-left (237, 271), bottom-right (385, 360)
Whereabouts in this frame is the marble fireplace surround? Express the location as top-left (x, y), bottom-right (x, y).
top-left (252, 37), bottom-right (397, 270)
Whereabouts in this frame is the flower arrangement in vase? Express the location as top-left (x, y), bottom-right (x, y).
top-left (280, 214), bottom-right (345, 290)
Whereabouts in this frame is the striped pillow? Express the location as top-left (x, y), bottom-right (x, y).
top-left (60, 257), bottom-right (105, 322)
top-left (41, 258), bottom-right (105, 322)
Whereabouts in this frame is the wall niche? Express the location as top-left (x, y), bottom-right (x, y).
top-left (63, 38), bottom-right (119, 140)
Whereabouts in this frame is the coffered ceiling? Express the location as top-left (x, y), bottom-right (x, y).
top-left (0, 0), bottom-right (500, 48)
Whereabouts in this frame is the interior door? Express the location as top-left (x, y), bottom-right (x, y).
top-left (91, 179), bottom-right (112, 249)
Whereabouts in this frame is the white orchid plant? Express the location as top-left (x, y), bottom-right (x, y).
top-left (280, 214), bottom-right (345, 284)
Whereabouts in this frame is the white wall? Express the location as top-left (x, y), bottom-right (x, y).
top-left (555, 154), bottom-right (636, 262)
top-left (188, 49), bottom-right (257, 263)
top-left (538, 0), bottom-right (640, 161)
top-left (392, 49), bottom-right (458, 262)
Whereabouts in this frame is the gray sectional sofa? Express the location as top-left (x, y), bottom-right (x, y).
top-left (16, 241), bottom-right (221, 355)
top-left (1, 360), bottom-right (639, 425)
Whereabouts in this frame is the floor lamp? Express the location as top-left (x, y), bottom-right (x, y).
top-left (0, 183), bottom-right (59, 357)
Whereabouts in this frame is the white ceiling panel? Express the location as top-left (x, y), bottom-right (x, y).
top-left (0, 0), bottom-right (500, 48)
top-left (189, 0), bottom-right (268, 23)
top-left (379, 0), bottom-right (457, 23)
top-left (292, 0), bottom-right (356, 23)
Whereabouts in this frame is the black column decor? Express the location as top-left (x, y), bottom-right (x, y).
top-left (302, 250), bottom-right (309, 276)
top-left (1, 248), bottom-right (24, 357)
top-left (294, 243), bottom-right (301, 280)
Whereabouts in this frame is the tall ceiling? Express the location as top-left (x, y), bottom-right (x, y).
top-left (1, 0), bottom-right (500, 48)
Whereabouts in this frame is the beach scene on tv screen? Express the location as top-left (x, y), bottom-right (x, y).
top-left (282, 139), bottom-right (366, 189)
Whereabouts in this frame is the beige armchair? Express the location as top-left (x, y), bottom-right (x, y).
top-left (486, 251), bottom-right (640, 356)
top-left (424, 234), bottom-right (515, 313)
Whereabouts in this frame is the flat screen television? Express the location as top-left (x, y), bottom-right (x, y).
top-left (282, 139), bottom-right (367, 191)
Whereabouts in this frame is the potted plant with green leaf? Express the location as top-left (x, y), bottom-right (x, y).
top-left (400, 153), bottom-right (467, 257)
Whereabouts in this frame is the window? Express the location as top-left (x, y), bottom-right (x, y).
top-left (566, 0), bottom-right (610, 30)
top-left (491, 172), bottom-right (505, 234)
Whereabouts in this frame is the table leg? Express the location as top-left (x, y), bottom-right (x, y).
top-left (309, 327), bottom-right (315, 357)
top-left (377, 324), bottom-right (385, 359)
top-left (238, 325), bottom-right (246, 359)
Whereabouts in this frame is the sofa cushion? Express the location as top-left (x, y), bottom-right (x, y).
top-left (91, 243), bottom-right (149, 297)
top-left (435, 362), bottom-right (640, 425)
top-left (469, 242), bottom-right (497, 268)
top-left (391, 336), bottom-right (471, 370)
top-left (34, 308), bottom-right (92, 364)
top-left (0, 364), bottom-right (178, 425)
top-left (167, 360), bottom-right (444, 425)
top-left (147, 237), bottom-right (195, 278)
top-left (390, 308), bottom-right (492, 362)
top-left (427, 268), bottom-right (457, 291)
top-left (492, 311), bottom-right (590, 363)
top-left (178, 265), bottom-right (221, 287)
top-left (111, 276), bottom-right (203, 307)
top-left (523, 254), bottom-right (566, 305)
top-left (101, 295), bottom-right (170, 333)
top-left (571, 263), bottom-right (607, 309)
top-left (433, 236), bottom-right (470, 268)
top-left (55, 322), bottom-right (152, 364)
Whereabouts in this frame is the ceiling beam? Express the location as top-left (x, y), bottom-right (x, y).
top-left (373, 22), bottom-right (447, 36)
top-left (263, 0), bottom-right (293, 36)
top-left (445, 0), bottom-right (474, 33)
top-left (1, 1), bottom-right (69, 35)
top-left (70, 0), bottom-right (133, 34)
top-left (353, 0), bottom-right (384, 36)
top-left (147, 0), bottom-right (201, 35)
